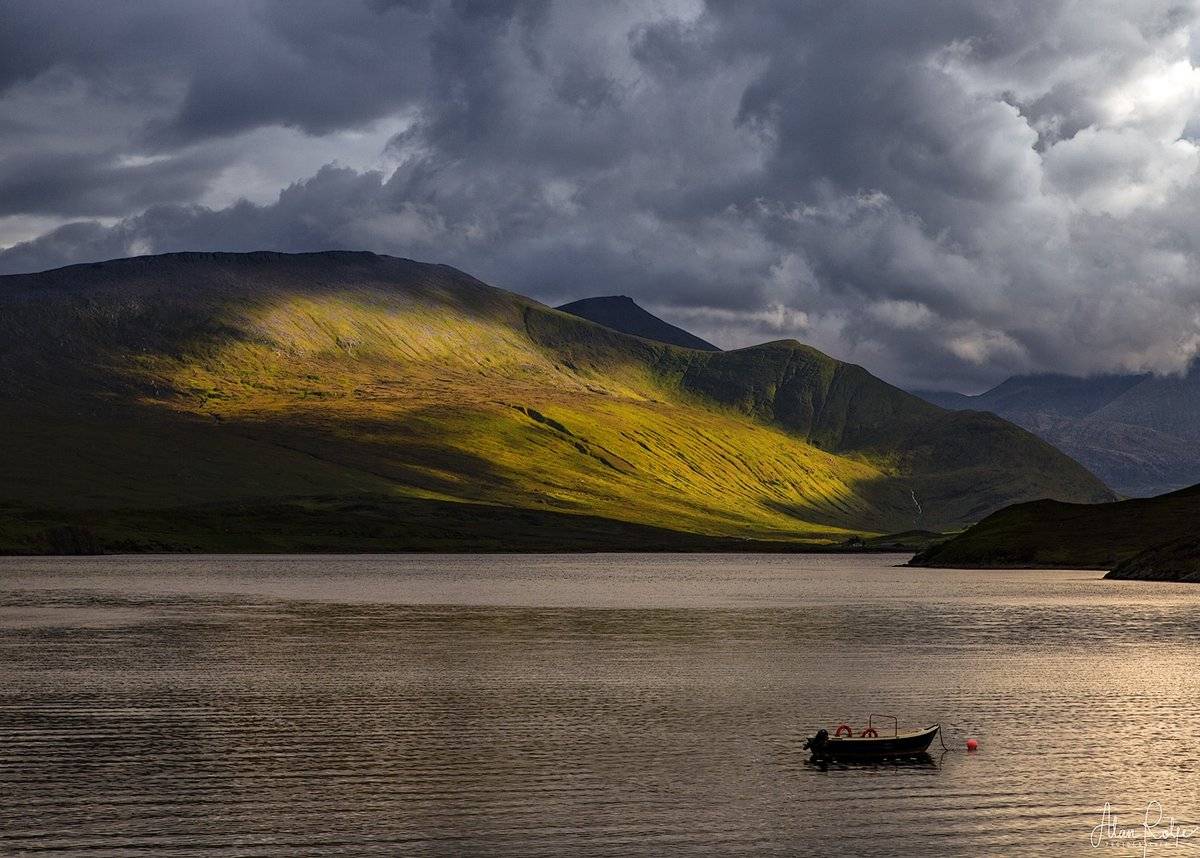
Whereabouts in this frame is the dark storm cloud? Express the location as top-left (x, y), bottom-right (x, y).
top-left (0, 150), bottom-right (221, 217)
top-left (0, 1), bottom-right (437, 140)
top-left (141, 2), bottom-right (439, 146)
top-left (2, 0), bottom-right (1200, 390)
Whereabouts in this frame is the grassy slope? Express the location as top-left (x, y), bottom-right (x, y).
top-left (0, 251), bottom-right (1112, 552)
top-left (910, 484), bottom-right (1200, 569)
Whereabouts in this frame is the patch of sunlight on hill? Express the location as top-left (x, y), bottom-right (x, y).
top-left (389, 398), bottom-right (884, 539)
top-left (123, 292), bottom-right (895, 539)
top-left (139, 293), bottom-right (656, 409)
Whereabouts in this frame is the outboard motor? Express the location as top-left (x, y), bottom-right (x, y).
top-left (804, 728), bottom-right (829, 758)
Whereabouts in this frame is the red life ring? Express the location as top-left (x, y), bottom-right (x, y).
top-left (834, 724), bottom-right (853, 737)
top-left (860, 727), bottom-right (879, 738)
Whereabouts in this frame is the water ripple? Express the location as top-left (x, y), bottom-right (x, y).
top-left (1, 554), bottom-right (1198, 855)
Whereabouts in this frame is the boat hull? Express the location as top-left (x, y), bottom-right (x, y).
top-left (807, 724), bottom-right (939, 760)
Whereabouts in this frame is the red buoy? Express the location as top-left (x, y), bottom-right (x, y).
top-left (966, 738), bottom-right (978, 751)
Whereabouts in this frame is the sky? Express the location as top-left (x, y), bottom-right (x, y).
top-left (2, 1), bottom-right (1200, 391)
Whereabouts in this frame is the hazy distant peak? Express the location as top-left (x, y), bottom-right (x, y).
top-left (910, 368), bottom-right (1200, 497)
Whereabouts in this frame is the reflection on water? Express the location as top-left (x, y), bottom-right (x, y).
top-left (2, 553), bottom-right (1199, 855)
top-left (806, 752), bottom-right (941, 773)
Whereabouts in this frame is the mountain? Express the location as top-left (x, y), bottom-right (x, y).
top-left (0, 251), bottom-right (1113, 553)
top-left (915, 373), bottom-right (1149, 418)
top-left (557, 295), bottom-right (719, 350)
top-left (909, 483), bottom-right (1200, 573)
top-left (914, 370), bottom-right (1200, 497)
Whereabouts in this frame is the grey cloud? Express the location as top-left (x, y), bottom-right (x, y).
top-left (3, 0), bottom-right (1200, 391)
top-left (0, 149), bottom-right (222, 217)
top-left (142, 2), bottom-right (438, 146)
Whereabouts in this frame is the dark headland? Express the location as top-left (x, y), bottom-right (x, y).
top-left (910, 482), bottom-right (1200, 580)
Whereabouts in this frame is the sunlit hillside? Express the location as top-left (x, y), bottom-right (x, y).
top-left (0, 252), bottom-right (1113, 552)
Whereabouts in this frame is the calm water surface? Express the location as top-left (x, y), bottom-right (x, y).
top-left (2, 553), bottom-right (1200, 856)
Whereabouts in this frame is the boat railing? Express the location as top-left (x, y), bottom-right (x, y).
top-left (868, 713), bottom-right (898, 737)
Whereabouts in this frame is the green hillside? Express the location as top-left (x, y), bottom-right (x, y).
top-left (910, 484), bottom-right (1200, 570)
top-left (0, 251), bottom-right (1113, 553)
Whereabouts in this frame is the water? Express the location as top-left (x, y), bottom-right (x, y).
top-left (2, 553), bottom-right (1200, 856)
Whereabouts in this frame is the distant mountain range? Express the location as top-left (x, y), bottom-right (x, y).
top-left (558, 295), bottom-right (719, 351)
top-left (915, 369), bottom-right (1200, 497)
top-left (0, 251), bottom-right (1112, 553)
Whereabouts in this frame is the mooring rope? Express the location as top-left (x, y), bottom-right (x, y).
top-left (938, 725), bottom-right (951, 751)
top-left (937, 722), bottom-right (978, 752)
